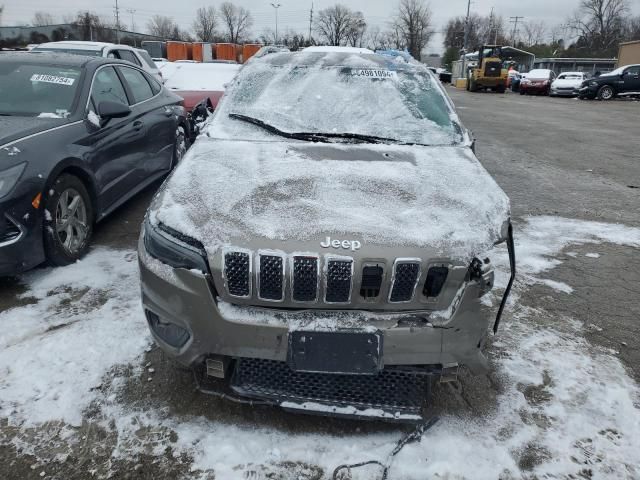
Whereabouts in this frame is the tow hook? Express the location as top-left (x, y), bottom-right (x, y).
top-left (470, 257), bottom-right (494, 295)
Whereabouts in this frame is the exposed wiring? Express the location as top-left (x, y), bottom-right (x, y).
top-left (332, 416), bottom-right (439, 480)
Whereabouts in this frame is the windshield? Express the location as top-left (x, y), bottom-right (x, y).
top-left (558, 74), bottom-right (582, 80)
top-left (527, 69), bottom-right (551, 79)
top-left (600, 66), bottom-right (625, 77)
top-left (0, 62), bottom-right (81, 117)
top-left (209, 53), bottom-right (461, 146)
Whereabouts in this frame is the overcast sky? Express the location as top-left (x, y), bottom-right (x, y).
top-left (4, 0), bottom-right (640, 52)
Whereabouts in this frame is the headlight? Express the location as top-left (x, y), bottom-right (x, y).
top-left (0, 162), bottom-right (27, 200)
top-left (143, 219), bottom-right (209, 273)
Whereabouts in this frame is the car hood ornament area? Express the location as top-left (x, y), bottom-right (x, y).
top-left (320, 236), bottom-right (362, 251)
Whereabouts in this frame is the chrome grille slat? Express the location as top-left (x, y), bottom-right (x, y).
top-left (325, 257), bottom-right (353, 303)
top-left (257, 253), bottom-right (284, 301)
top-left (389, 259), bottom-right (421, 303)
top-left (223, 251), bottom-right (251, 298)
top-left (292, 256), bottom-right (319, 302)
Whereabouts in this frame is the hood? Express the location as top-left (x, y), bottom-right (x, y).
top-left (174, 90), bottom-right (224, 111)
top-left (552, 78), bottom-right (582, 88)
top-left (151, 139), bottom-right (510, 262)
top-left (0, 116), bottom-right (68, 149)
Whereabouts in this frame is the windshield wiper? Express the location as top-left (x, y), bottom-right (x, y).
top-left (229, 113), bottom-right (406, 145)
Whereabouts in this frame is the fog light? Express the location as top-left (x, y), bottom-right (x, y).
top-left (146, 310), bottom-right (190, 348)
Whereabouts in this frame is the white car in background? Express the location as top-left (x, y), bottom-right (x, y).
top-left (32, 41), bottom-right (163, 84)
top-left (550, 71), bottom-right (589, 97)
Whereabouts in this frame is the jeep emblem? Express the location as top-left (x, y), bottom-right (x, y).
top-left (320, 236), bottom-right (361, 251)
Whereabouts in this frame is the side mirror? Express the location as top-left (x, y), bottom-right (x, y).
top-left (97, 101), bottom-right (131, 119)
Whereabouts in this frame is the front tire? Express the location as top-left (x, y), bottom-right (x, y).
top-left (43, 174), bottom-right (94, 266)
top-left (597, 85), bottom-right (615, 100)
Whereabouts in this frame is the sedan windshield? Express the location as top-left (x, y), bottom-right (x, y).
top-left (0, 62), bottom-right (81, 117)
top-left (210, 52), bottom-right (461, 146)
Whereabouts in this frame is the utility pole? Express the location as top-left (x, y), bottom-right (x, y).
top-left (509, 16), bottom-right (524, 46)
top-left (271, 3), bottom-right (281, 45)
top-left (114, 0), bottom-right (121, 44)
top-left (308, 2), bottom-right (314, 46)
top-left (127, 8), bottom-right (136, 32)
top-left (461, 0), bottom-right (472, 82)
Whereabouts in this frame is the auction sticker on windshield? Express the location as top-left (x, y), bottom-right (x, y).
top-left (30, 74), bottom-right (76, 86)
top-left (350, 69), bottom-right (397, 79)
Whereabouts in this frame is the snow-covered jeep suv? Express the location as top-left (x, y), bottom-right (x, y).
top-left (138, 52), bottom-right (515, 422)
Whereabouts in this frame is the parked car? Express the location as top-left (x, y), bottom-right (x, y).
top-left (578, 64), bottom-right (640, 100)
top-left (0, 52), bottom-right (188, 276)
top-left (32, 41), bottom-right (163, 84)
top-left (139, 51), bottom-right (515, 422)
top-left (550, 72), bottom-right (588, 97)
top-left (519, 69), bottom-right (556, 95)
top-left (162, 62), bottom-right (241, 111)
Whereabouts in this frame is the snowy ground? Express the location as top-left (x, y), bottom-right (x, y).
top-left (1, 214), bottom-right (639, 480)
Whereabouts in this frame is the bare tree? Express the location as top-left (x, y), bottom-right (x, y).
top-left (392, 0), bottom-right (433, 60)
top-left (345, 11), bottom-right (367, 47)
top-left (0, 5), bottom-right (4, 26)
top-left (193, 6), bottom-right (217, 42)
top-left (522, 20), bottom-right (547, 46)
top-left (314, 4), bottom-right (358, 46)
top-left (569, 0), bottom-right (629, 52)
top-left (32, 11), bottom-right (56, 26)
top-left (219, 2), bottom-right (253, 44)
top-left (147, 15), bottom-right (176, 39)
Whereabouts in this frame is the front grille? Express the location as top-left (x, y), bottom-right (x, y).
top-left (224, 251), bottom-right (251, 297)
top-left (292, 256), bottom-right (319, 302)
top-left (484, 61), bottom-right (502, 77)
top-left (258, 254), bottom-right (284, 301)
top-left (389, 261), bottom-right (420, 302)
top-left (360, 265), bottom-right (383, 299)
top-left (423, 266), bottom-right (449, 298)
top-left (1, 216), bottom-right (22, 244)
top-left (231, 358), bottom-right (430, 417)
top-left (325, 259), bottom-right (353, 303)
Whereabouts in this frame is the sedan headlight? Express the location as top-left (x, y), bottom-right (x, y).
top-left (0, 162), bottom-right (27, 200)
top-left (143, 219), bottom-right (209, 273)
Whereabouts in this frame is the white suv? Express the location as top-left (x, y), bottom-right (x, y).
top-left (32, 41), bottom-right (163, 83)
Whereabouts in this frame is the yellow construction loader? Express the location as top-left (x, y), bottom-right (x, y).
top-left (466, 45), bottom-right (508, 93)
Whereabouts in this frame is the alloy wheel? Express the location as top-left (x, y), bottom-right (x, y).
top-left (55, 188), bottom-right (89, 254)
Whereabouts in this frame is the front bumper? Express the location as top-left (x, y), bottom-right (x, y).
top-left (550, 88), bottom-right (578, 96)
top-left (0, 192), bottom-right (45, 276)
top-left (578, 85), bottom-right (598, 97)
top-left (521, 83), bottom-right (549, 93)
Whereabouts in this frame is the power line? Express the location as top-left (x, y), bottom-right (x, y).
top-left (509, 16), bottom-right (524, 45)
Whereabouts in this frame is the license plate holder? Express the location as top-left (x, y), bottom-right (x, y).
top-left (288, 330), bottom-right (382, 375)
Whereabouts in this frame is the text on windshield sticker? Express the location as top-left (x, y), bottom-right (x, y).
top-left (30, 74), bottom-right (76, 86)
top-left (351, 69), bottom-right (397, 79)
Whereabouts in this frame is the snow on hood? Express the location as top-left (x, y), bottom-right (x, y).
top-left (150, 138), bottom-right (510, 261)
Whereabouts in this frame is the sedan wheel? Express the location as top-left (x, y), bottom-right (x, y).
top-left (597, 85), bottom-right (614, 100)
top-left (43, 174), bottom-right (94, 266)
top-left (55, 188), bottom-right (88, 254)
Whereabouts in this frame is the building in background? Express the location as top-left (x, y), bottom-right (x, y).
top-left (617, 40), bottom-right (640, 67)
top-left (533, 57), bottom-right (617, 75)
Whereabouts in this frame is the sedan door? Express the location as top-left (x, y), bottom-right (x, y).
top-left (83, 65), bottom-right (147, 214)
top-left (116, 65), bottom-right (176, 179)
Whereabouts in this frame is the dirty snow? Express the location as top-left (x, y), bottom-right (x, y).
top-left (2, 216), bottom-right (640, 479)
top-left (152, 138), bottom-right (510, 262)
top-left (0, 249), bottom-right (149, 427)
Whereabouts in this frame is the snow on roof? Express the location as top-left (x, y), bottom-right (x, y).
top-left (162, 62), bottom-right (241, 91)
top-left (36, 41), bottom-right (115, 50)
top-left (151, 138), bottom-right (510, 261)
